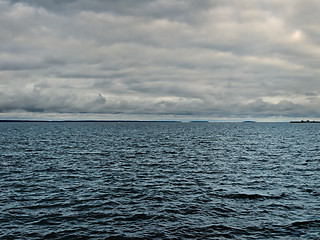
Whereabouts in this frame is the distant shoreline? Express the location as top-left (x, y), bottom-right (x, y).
top-left (290, 120), bottom-right (320, 123)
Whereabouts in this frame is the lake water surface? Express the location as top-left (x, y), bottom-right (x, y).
top-left (0, 122), bottom-right (319, 239)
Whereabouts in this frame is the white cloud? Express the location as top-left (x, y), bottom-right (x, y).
top-left (1, 0), bottom-right (320, 120)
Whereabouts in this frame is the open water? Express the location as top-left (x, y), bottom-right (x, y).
top-left (0, 122), bottom-right (319, 239)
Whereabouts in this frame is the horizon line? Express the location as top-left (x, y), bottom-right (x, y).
top-left (0, 119), bottom-right (294, 123)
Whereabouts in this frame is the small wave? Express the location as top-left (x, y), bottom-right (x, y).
top-left (266, 203), bottom-right (303, 210)
top-left (114, 213), bottom-right (153, 222)
top-left (42, 228), bottom-right (93, 240)
top-left (217, 192), bottom-right (286, 200)
top-left (170, 224), bottom-right (249, 239)
top-left (23, 202), bottom-right (71, 210)
top-left (163, 205), bottom-right (200, 215)
top-left (104, 235), bottom-right (149, 240)
top-left (162, 150), bottom-right (178, 154)
top-left (211, 206), bottom-right (237, 216)
top-left (290, 219), bottom-right (320, 228)
top-left (31, 218), bottom-right (60, 226)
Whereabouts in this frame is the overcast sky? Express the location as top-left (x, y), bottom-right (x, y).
top-left (1, 0), bottom-right (320, 121)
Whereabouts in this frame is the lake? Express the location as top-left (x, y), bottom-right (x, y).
top-left (0, 122), bottom-right (319, 239)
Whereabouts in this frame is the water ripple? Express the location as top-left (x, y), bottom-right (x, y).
top-left (0, 122), bottom-right (319, 239)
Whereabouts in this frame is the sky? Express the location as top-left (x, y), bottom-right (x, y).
top-left (1, 0), bottom-right (320, 121)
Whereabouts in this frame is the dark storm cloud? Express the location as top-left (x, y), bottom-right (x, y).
top-left (1, 0), bottom-right (320, 120)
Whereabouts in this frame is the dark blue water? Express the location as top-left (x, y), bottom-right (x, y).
top-left (0, 122), bottom-right (319, 239)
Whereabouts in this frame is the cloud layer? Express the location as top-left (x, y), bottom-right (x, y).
top-left (1, 0), bottom-right (320, 120)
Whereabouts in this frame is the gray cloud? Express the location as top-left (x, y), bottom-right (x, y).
top-left (1, 0), bottom-right (320, 120)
